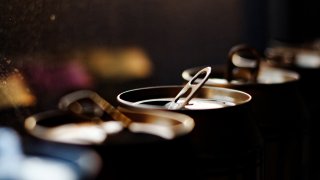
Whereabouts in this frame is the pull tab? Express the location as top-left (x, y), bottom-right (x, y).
top-left (58, 90), bottom-right (191, 139)
top-left (166, 66), bottom-right (211, 110)
top-left (226, 44), bottom-right (262, 83)
top-left (58, 90), bottom-right (132, 127)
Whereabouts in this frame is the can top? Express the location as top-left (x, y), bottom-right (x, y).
top-left (182, 63), bottom-right (299, 87)
top-left (117, 85), bottom-right (251, 110)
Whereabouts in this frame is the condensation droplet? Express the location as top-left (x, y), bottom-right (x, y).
top-left (6, 60), bottom-right (11, 64)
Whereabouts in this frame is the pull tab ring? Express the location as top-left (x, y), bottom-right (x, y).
top-left (166, 66), bottom-right (211, 110)
top-left (227, 44), bottom-right (262, 83)
top-left (58, 90), bottom-right (132, 127)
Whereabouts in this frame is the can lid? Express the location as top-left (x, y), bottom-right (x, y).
top-left (117, 85), bottom-right (251, 111)
top-left (134, 97), bottom-right (235, 110)
top-left (182, 63), bottom-right (299, 87)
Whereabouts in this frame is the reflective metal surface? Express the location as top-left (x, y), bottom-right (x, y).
top-left (25, 107), bottom-right (195, 144)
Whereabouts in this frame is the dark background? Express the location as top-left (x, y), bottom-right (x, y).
top-left (1, 0), bottom-right (320, 84)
